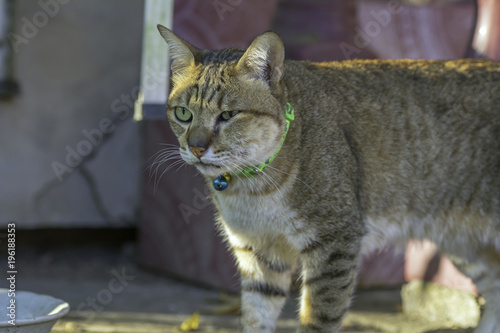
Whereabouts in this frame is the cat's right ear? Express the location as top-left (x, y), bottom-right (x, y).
top-left (157, 25), bottom-right (200, 76)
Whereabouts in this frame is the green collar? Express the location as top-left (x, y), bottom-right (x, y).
top-left (238, 102), bottom-right (295, 177)
top-left (213, 102), bottom-right (295, 191)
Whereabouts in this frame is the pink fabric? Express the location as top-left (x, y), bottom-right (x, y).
top-left (173, 0), bottom-right (278, 49)
top-left (272, 0), bottom-right (376, 61)
top-left (357, 0), bottom-right (475, 60)
top-left (358, 246), bottom-right (406, 288)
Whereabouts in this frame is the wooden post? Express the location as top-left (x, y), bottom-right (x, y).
top-left (134, 0), bottom-right (174, 121)
top-left (0, 0), bottom-right (19, 99)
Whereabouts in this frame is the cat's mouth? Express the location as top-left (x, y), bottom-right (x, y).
top-left (196, 162), bottom-right (223, 169)
top-left (194, 161), bottom-right (228, 176)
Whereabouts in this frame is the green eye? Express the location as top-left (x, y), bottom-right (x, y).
top-left (174, 107), bottom-right (193, 122)
top-left (219, 111), bottom-right (239, 121)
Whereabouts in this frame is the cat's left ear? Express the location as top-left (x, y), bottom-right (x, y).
top-left (236, 31), bottom-right (285, 88)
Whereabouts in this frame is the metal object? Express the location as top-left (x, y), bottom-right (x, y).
top-left (213, 173), bottom-right (230, 191)
top-left (0, 0), bottom-right (19, 100)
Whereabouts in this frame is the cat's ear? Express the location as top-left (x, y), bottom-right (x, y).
top-left (236, 31), bottom-right (285, 87)
top-left (157, 24), bottom-right (200, 75)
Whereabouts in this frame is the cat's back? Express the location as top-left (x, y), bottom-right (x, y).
top-left (286, 58), bottom-right (500, 156)
top-left (286, 58), bottom-right (500, 169)
top-left (286, 58), bottom-right (500, 114)
top-left (288, 58), bottom-right (500, 81)
top-left (286, 58), bottom-right (500, 162)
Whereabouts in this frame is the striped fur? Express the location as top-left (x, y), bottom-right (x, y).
top-left (158, 25), bottom-right (500, 332)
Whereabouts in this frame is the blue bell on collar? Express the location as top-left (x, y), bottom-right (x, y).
top-left (213, 173), bottom-right (230, 191)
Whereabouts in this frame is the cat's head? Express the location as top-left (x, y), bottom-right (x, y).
top-left (158, 25), bottom-right (287, 178)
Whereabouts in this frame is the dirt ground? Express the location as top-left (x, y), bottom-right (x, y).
top-left (13, 243), bottom-right (475, 333)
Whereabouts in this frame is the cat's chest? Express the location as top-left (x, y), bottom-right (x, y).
top-left (215, 191), bottom-right (299, 236)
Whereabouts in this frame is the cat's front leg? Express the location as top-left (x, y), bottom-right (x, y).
top-left (227, 230), bottom-right (297, 333)
top-left (297, 231), bottom-right (362, 332)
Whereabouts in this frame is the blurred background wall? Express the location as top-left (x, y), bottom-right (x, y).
top-left (0, 0), bottom-right (143, 227)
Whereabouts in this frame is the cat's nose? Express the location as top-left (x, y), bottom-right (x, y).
top-left (190, 146), bottom-right (206, 159)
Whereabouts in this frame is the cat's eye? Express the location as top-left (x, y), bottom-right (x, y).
top-left (174, 107), bottom-right (193, 122)
top-left (219, 111), bottom-right (239, 121)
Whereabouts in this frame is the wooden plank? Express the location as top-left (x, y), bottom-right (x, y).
top-left (51, 310), bottom-right (473, 333)
top-left (52, 311), bottom-right (296, 333)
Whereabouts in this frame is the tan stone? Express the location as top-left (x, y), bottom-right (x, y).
top-left (402, 280), bottom-right (480, 328)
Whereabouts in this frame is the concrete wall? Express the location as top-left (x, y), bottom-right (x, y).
top-left (0, 0), bottom-right (144, 228)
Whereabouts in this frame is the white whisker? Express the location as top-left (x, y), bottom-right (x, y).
top-left (146, 145), bottom-right (187, 192)
top-left (153, 159), bottom-right (185, 191)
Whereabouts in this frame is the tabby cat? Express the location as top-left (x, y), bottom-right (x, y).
top-left (157, 25), bottom-right (500, 333)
